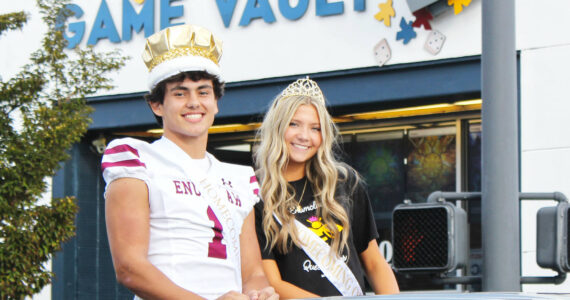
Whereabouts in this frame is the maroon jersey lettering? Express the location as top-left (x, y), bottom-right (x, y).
top-left (207, 206), bottom-right (227, 259)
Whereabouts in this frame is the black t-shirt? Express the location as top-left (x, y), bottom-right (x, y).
top-left (254, 172), bottom-right (379, 296)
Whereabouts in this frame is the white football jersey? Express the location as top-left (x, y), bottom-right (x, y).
top-left (102, 137), bottom-right (260, 299)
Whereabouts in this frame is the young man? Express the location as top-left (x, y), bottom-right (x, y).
top-left (102, 24), bottom-right (278, 300)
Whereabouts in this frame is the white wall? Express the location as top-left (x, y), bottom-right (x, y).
top-left (1, 0), bottom-right (482, 95)
top-left (517, 0), bottom-right (570, 293)
top-left (0, 1), bottom-right (43, 80)
top-left (519, 43), bottom-right (570, 292)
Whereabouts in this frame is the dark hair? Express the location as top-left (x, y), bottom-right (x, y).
top-left (144, 71), bottom-right (225, 126)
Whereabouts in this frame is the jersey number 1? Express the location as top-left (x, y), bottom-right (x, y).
top-left (207, 206), bottom-right (227, 259)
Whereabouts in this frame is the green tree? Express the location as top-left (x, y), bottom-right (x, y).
top-left (0, 0), bottom-right (128, 298)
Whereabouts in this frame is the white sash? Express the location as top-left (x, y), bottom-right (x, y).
top-left (274, 214), bottom-right (364, 296)
top-left (198, 176), bottom-right (242, 289)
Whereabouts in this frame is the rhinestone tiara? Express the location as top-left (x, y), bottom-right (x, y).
top-left (279, 77), bottom-right (325, 103)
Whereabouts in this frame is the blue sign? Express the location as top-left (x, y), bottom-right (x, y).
top-left (62, 0), bottom-right (366, 48)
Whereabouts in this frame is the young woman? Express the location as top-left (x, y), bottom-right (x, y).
top-left (253, 77), bottom-right (399, 298)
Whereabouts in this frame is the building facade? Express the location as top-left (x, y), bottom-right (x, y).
top-left (1, 0), bottom-right (569, 298)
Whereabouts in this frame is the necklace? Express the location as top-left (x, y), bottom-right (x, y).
top-left (296, 178), bottom-right (308, 211)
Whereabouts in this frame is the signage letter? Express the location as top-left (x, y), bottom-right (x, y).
top-left (60, 4), bottom-right (85, 49)
top-left (160, 0), bottom-right (184, 30)
top-left (316, 0), bottom-right (344, 16)
top-left (87, 0), bottom-right (121, 45)
top-left (216, 0), bottom-right (238, 28)
top-left (239, 0), bottom-right (276, 26)
top-left (279, 0), bottom-right (309, 21)
top-left (354, 0), bottom-right (365, 11)
top-left (123, 0), bottom-right (155, 41)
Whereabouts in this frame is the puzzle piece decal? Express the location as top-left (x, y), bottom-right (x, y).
top-left (448, 0), bottom-right (471, 15)
top-left (396, 17), bottom-right (416, 45)
top-left (412, 8), bottom-right (433, 30)
top-left (374, 0), bottom-right (395, 27)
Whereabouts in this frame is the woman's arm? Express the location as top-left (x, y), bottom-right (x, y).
top-left (359, 240), bottom-right (400, 295)
top-left (105, 178), bottom-right (206, 300)
top-left (260, 259), bottom-right (319, 299)
top-left (240, 211), bottom-right (279, 300)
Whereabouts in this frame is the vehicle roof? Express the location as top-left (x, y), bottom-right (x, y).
top-left (304, 292), bottom-right (570, 300)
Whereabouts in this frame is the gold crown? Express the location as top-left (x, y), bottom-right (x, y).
top-left (279, 77), bottom-right (325, 103)
top-left (142, 24), bottom-right (223, 71)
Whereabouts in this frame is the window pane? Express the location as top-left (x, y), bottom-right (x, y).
top-left (406, 127), bottom-right (456, 203)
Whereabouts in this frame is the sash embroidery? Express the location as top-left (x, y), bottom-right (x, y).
top-left (274, 214), bottom-right (363, 296)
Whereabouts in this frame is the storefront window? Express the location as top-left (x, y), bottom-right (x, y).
top-left (349, 131), bottom-right (406, 234)
top-left (467, 123), bottom-right (483, 287)
top-left (468, 124), bottom-right (482, 192)
top-left (344, 126), bottom-right (458, 238)
top-left (340, 121), bottom-right (482, 291)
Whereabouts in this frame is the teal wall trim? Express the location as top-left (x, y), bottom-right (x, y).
top-left (87, 56), bottom-right (482, 130)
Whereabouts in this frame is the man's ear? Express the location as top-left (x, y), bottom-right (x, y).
top-left (148, 101), bottom-right (163, 116)
top-left (213, 99), bottom-right (219, 115)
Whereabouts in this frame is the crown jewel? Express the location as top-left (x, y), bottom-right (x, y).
top-left (279, 77), bottom-right (325, 103)
top-left (142, 24), bottom-right (222, 71)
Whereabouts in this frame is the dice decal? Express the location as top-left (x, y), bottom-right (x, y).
top-left (373, 38), bottom-right (392, 67)
top-left (424, 30), bottom-right (446, 55)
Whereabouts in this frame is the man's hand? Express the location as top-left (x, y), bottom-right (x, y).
top-left (245, 286), bottom-right (279, 300)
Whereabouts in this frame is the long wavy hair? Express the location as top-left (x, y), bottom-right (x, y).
top-left (254, 91), bottom-right (352, 257)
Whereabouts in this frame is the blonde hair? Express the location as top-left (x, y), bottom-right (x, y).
top-left (254, 91), bottom-right (352, 257)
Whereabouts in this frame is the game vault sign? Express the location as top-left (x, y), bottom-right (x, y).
top-left (62, 0), bottom-right (367, 48)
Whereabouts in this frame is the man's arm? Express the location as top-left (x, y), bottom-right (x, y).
top-left (359, 240), bottom-right (400, 294)
top-left (240, 211), bottom-right (279, 300)
top-left (105, 178), bottom-right (205, 300)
